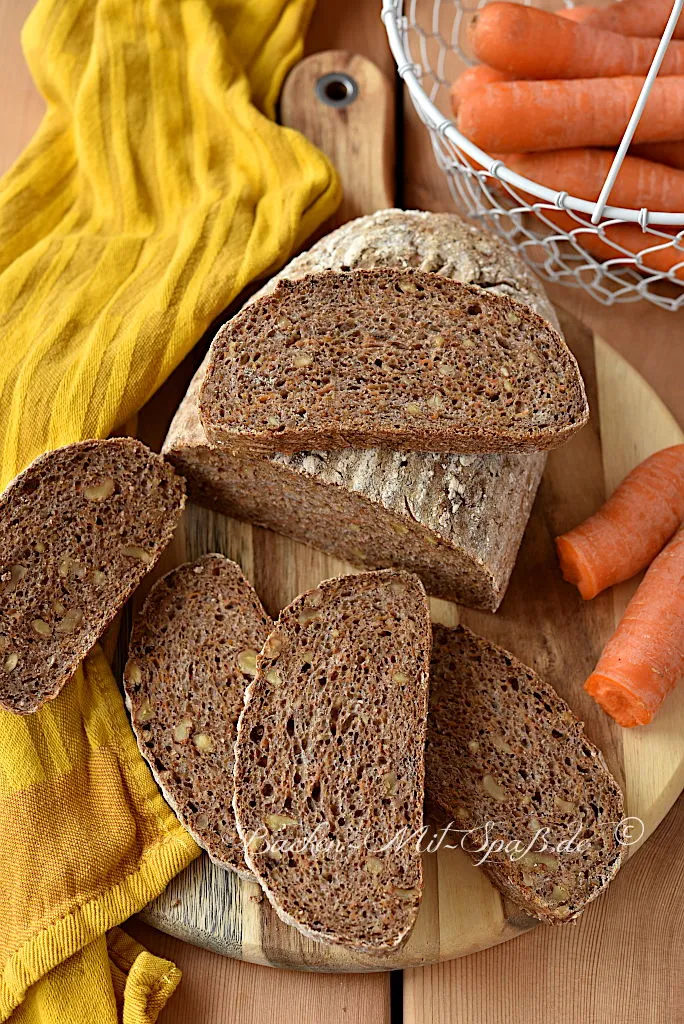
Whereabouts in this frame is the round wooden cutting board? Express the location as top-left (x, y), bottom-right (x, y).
top-left (135, 53), bottom-right (684, 971)
top-left (137, 315), bottom-right (684, 972)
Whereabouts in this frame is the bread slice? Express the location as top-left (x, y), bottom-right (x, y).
top-left (199, 268), bottom-right (588, 456)
top-left (233, 570), bottom-right (432, 954)
top-left (427, 624), bottom-right (624, 923)
top-left (165, 209), bottom-right (556, 611)
top-left (124, 555), bottom-right (272, 878)
top-left (0, 439), bottom-right (185, 714)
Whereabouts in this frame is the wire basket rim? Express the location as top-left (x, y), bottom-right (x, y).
top-left (381, 0), bottom-right (684, 229)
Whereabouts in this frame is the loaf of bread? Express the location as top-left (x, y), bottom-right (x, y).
top-left (198, 269), bottom-right (587, 456)
top-left (0, 439), bottom-right (185, 714)
top-left (427, 624), bottom-right (624, 922)
top-left (164, 210), bottom-right (555, 611)
top-left (124, 555), bottom-right (273, 878)
top-left (233, 570), bottom-right (432, 955)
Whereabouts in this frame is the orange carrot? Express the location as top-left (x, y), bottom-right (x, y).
top-left (540, 207), bottom-right (684, 280)
top-left (584, 527), bottom-right (684, 727)
top-left (470, 3), bottom-right (684, 79)
top-left (450, 65), bottom-right (513, 115)
top-left (504, 148), bottom-right (684, 212)
top-left (457, 76), bottom-right (684, 153)
top-left (556, 445), bottom-right (684, 600)
top-left (558, 5), bottom-right (596, 22)
top-left (632, 139), bottom-right (684, 171)
top-left (587, 0), bottom-right (684, 40)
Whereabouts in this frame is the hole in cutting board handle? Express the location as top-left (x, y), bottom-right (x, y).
top-left (315, 72), bottom-right (359, 108)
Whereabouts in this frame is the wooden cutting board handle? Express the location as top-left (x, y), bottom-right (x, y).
top-left (280, 50), bottom-right (395, 228)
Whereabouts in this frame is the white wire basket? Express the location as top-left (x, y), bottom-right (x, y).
top-left (382, 0), bottom-right (684, 310)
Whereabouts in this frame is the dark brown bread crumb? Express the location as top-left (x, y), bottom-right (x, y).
top-left (124, 555), bottom-right (273, 878)
top-left (0, 439), bottom-right (185, 714)
top-left (233, 570), bottom-right (432, 954)
top-left (199, 269), bottom-right (588, 457)
top-left (427, 625), bottom-right (624, 923)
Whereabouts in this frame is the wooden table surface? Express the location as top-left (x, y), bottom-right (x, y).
top-left (2, 2), bottom-right (682, 1022)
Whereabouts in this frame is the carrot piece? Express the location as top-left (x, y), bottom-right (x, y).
top-left (632, 139), bottom-right (684, 171)
top-left (587, 0), bottom-right (684, 40)
top-left (470, 3), bottom-right (684, 80)
top-left (555, 445), bottom-right (684, 599)
top-left (584, 528), bottom-right (684, 727)
top-left (457, 76), bottom-right (684, 153)
top-left (450, 65), bottom-right (513, 115)
top-left (558, 6), bottom-right (596, 22)
top-left (504, 148), bottom-right (684, 212)
top-left (539, 207), bottom-right (684, 280)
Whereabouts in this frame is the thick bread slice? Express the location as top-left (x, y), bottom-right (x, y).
top-left (0, 439), bottom-right (185, 715)
top-left (198, 268), bottom-right (588, 456)
top-left (233, 570), bottom-right (431, 955)
top-left (164, 209), bottom-right (552, 611)
top-left (124, 555), bottom-right (272, 878)
top-left (427, 625), bottom-right (624, 923)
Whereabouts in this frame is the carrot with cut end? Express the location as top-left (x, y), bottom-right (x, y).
top-left (587, 0), bottom-right (684, 40)
top-left (584, 528), bottom-right (684, 727)
top-left (457, 76), bottom-right (684, 153)
top-left (632, 139), bottom-right (684, 171)
top-left (556, 445), bottom-right (684, 600)
top-left (504, 148), bottom-right (684, 213)
top-left (470, 3), bottom-right (684, 80)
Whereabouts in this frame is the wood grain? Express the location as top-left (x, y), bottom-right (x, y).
top-left (404, 792), bottom-right (684, 1024)
top-left (125, 920), bottom-right (391, 1024)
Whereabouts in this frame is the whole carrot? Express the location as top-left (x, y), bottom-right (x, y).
top-left (584, 527), bottom-right (684, 727)
top-left (632, 139), bottom-right (684, 171)
top-left (457, 76), bottom-right (684, 153)
top-left (470, 3), bottom-right (684, 80)
top-left (587, 0), bottom-right (684, 40)
top-left (556, 445), bottom-right (684, 599)
top-left (504, 149), bottom-right (684, 212)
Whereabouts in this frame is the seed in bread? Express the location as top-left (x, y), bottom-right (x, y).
top-left (124, 555), bottom-right (273, 878)
top-left (199, 268), bottom-right (588, 456)
top-left (233, 570), bottom-right (432, 955)
top-left (0, 439), bottom-right (185, 714)
top-left (427, 624), bottom-right (624, 922)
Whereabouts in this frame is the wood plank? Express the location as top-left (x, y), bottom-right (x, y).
top-left (125, 920), bottom-right (390, 1024)
top-left (404, 792), bottom-right (684, 1024)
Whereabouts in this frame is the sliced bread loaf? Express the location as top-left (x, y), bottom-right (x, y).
top-left (0, 439), bottom-right (185, 714)
top-left (199, 268), bottom-right (588, 456)
top-left (427, 624), bottom-right (624, 922)
top-left (124, 555), bottom-right (273, 877)
top-left (165, 209), bottom-right (556, 611)
top-left (233, 570), bottom-right (432, 954)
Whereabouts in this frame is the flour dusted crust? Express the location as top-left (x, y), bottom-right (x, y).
top-left (163, 209), bottom-right (560, 610)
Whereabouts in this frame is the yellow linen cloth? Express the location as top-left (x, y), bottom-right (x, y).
top-left (0, 0), bottom-right (340, 1019)
top-left (0, 650), bottom-right (199, 1022)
